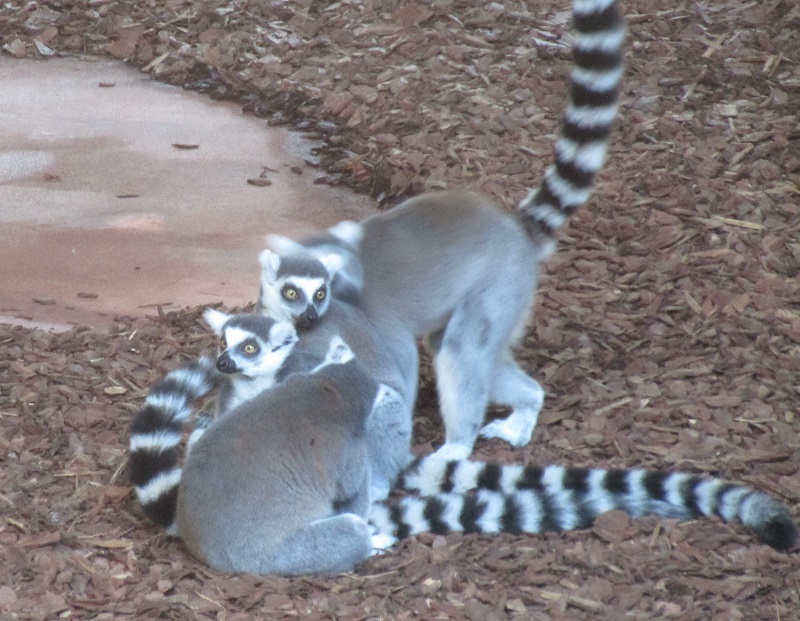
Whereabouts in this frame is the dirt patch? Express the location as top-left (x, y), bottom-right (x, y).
top-left (1, 0), bottom-right (799, 619)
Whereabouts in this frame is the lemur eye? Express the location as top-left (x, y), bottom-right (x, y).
top-left (315, 288), bottom-right (326, 301)
top-left (220, 338), bottom-right (228, 349)
top-left (241, 341), bottom-right (259, 356)
top-left (282, 286), bottom-right (298, 300)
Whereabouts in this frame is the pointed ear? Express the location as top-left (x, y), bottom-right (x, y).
top-left (269, 320), bottom-right (298, 347)
top-left (203, 308), bottom-right (230, 335)
top-left (320, 253), bottom-right (345, 277)
top-left (328, 220), bottom-right (363, 247)
top-left (258, 248), bottom-right (281, 278)
top-left (324, 335), bottom-right (354, 365)
top-left (266, 234), bottom-right (305, 255)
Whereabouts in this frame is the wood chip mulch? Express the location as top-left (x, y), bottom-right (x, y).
top-left (1, 0), bottom-right (799, 619)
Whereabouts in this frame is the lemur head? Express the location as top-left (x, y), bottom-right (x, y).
top-left (257, 247), bottom-right (344, 329)
top-left (203, 309), bottom-right (298, 378)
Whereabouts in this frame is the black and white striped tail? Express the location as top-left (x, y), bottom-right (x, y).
top-left (128, 357), bottom-right (217, 534)
top-left (518, 0), bottom-right (625, 256)
top-left (386, 458), bottom-right (797, 551)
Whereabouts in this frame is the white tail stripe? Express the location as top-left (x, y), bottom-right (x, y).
top-left (135, 468), bottom-right (182, 505)
top-left (440, 494), bottom-right (466, 531)
top-left (499, 464), bottom-right (526, 494)
top-left (129, 431), bottom-right (182, 453)
top-left (565, 103), bottom-right (619, 130)
top-left (475, 491), bottom-right (506, 533)
top-left (144, 393), bottom-right (192, 420)
top-left (555, 138), bottom-right (609, 173)
top-left (574, 28), bottom-right (626, 53)
top-left (451, 461), bottom-right (483, 494)
top-left (543, 168), bottom-right (593, 208)
top-left (571, 66), bottom-right (624, 94)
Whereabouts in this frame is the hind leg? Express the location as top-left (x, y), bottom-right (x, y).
top-left (366, 385), bottom-right (413, 500)
top-left (260, 514), bottom-right (373, 576)
top-left (430, 302), bottom-right (515, 461)
top-left (480, 352), bottom-right (544, 446)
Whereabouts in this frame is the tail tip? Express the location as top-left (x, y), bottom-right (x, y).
top-left (758, 513), bottom-right (797, 552)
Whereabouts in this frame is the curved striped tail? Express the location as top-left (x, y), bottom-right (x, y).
top-left (517, 0), bottom-right (625, 256)
top-left (385, 458), bottom-right (797, 551)
top-left (128, 357), bottom-right (217, 534)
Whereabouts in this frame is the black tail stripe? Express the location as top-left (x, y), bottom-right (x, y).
top-left (539, 492), bottom-right (563, 532)
top-left (460, 494), bottom-right (487, 533)
top-left (476, 463), bottom-right (502, 491)
top-left (441, 460), bottom-right (459, 493)
top-left (130, 404), bottom-right (186, 435)
top-left (563, 468), bottom-right (591, 494)
top-left (501, 495), bottom-right (523, 534)
top-left (570, 82), bottom-right (619, 108)
top-left (680, 477), bottom-right (704, 517)
top-left (562, 120), bottom-right (614, 143)
top-left (516, 465), bottom-right (545, 491)
top-left (555, 159), bottom-right (595, 188)
top-left (574, 3), bottom-right (624, 34)
top-left (573, 48), bottom-right (623, 73)
top-left (423, 497), bottom-right (450, 535)
top-left (128, 448), bottom-right (178, 487)
top-left (603, 469), bottom-right (628, 495)
top-left (642, 470), bottom-right (668, 502)
top-left (390, 502), bottom-right (410, 540)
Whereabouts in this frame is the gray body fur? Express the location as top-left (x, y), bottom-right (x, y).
top-left (177, 355), bottom-right (380, 576)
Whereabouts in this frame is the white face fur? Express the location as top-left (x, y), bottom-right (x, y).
top-left (203, 308), bottom-right (298, 379)
top-left (258, 248), bottom-right (344, 327)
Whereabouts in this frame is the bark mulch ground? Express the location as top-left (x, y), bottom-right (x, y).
top-left (1, 0), bottom-right (799, 619)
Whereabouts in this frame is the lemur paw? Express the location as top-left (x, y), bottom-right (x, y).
top-left (370, 533), bottom-right (397, 554)
top-left (479, 409), bottom-right (538, 447)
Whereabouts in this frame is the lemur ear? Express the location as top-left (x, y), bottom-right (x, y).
top-left (269, 320), bottom-right (298, 347)
top-left (258, 248), bottom-right (281, 277)
top-left (266, 234), bottom-right (305, 255)
top-left (320, 253), bottom-right (345, 276)
top-left (203, 308), bottom-right (230, 335)
top-left (322, 335), bottom-right (354, 366)
top-left (328, 220), bottom-right (363, 247)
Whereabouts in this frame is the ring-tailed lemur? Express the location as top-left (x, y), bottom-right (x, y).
top-left (368, 457), bottom-right (797, 552)
top-left (176, 335), bottom-right (387, 575)
top-left (130, 305), bottom-right (415, 535)
top-left (262, 0), bottom-right (626, 462)
top-left (128, 312), bottom-right (301, 532)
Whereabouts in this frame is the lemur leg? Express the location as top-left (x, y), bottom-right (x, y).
top-left (263, 514), bottom-right (373, 576)
top-left (431, 299), bottom-right (516, 461)
top-left (480, 352), bottom-right (544, 446)
top-left (366, 385), bottom-right (413, 500)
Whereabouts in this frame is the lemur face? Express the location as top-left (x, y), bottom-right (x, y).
top-left (257, 249), bottom-right (344, 328)
top-left (203, 309), bottom-right (298, 378)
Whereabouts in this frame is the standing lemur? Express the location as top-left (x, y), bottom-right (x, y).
top-left (128, 311), bottom-right (795, 576)
top-left (261, 0), bottom-right (627, 461)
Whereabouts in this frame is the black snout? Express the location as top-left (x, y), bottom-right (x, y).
top-left (296, 305), bottom-right (318, 329)
top-left (216, 353), bottom-right (237, 374)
